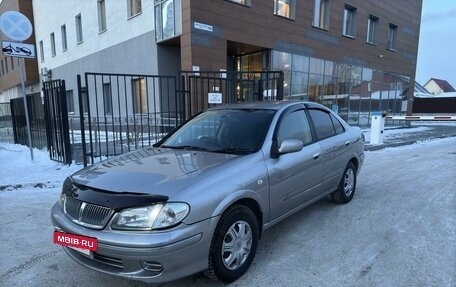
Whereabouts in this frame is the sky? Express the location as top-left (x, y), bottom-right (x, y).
top-left (416, 0), bottom-right (456, 87)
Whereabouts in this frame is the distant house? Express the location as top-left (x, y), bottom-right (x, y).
top-left (423, 78), bottom-right (456, 95)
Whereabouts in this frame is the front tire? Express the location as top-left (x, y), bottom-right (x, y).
top-left (205, 204), bottom-right (259, 283)
top-left (331, 162), bottom-right (357, 204)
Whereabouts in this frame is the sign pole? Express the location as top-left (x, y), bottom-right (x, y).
top-left (0, 11), bottom-right (35, 161)
top-left (18, 56), bottom-right (34, 161)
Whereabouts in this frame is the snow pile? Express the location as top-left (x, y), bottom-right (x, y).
top-left (363, 126), bottom-right (432, 143)
top-left (366, 136), bottom-right (456, 154)
top-left (0, 142), bottom-right (80, 190)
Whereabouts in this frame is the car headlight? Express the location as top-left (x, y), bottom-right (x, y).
top-left (111, 203), bottom-right (190, 230)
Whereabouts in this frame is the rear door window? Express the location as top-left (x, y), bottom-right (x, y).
top-left (330, 113), bottom-right (345, 134)
top-left (308, 109), bottom-right (336, 140)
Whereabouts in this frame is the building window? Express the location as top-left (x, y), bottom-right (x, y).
top-left (50, 33), bottom-right (56, 56)
top-left (66, 90), bottom-right (75, 113)
top-left (388, 23), bottom-right (398, 50)
top-left (61, 25), bottom-right (68, 51)
top-left (343, 4), bottom-right (357, 37)
top-left (128, 0), bottom-right (142, 18)
top-left (132, 78), bottom-right (147, 113)
top-left (75, 14), bottom-right (83, 43)
top-left (155, 0), bottom-right (182, 42)
top-left (98, 0), bottom-right (107, 32)
top-left (4, 58), bottom-right (7, 74)
top-left (313, 0), bottom-right (330, 30)
top-left (39, 40), bottom-right (44, 62)
top-left (226, 0), bottom-right (250, 6)
top-left (10, 57), bottom-right (14, 70)
top-left (103, 83), bottom-right (112, 114)
top-left (367, 15), bottom-right (379, 45)
top-left (1, 59), bottom-right (4, 75)
top-left (274, 0), bottom-right (295, 19)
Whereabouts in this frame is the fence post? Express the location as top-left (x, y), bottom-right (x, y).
top-left (277, 71), bottom-right (284, 101)
top-left (10, 99), bottom-right (18, 144)
top-left (77, 75), bottom-right (88, 167)
top-left (59, 80), bottom-right (72, 165)
top-left (180, 73), bottom-right (187, 121)
top-left (42, 81), bottom-right (52, 159)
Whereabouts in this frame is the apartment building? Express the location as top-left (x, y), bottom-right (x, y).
top-left (32, 0), bottom-right (177, 114)
top-left (32, 0), bottom-right (422, 125)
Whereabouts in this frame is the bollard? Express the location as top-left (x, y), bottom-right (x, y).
top-left (370, 112), bottom-right (386, 145)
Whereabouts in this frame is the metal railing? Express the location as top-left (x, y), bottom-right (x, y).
top-left (10, 94), bottom-right (47, 149)
top-left (77, 73), bottom-right (182, 166)
top-left (179, 70), bottom-right (284, 118)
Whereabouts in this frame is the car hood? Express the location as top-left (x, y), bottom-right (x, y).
top-left (71, 147), bottom-right (240, 196)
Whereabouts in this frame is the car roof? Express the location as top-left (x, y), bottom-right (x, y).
top-left (208, 101), bottom-right (326, 111)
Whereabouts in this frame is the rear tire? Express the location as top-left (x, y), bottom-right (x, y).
top-left (205, 204), bottom-right (259, 283)
top-left (331, 162), bottom-right (357, 204)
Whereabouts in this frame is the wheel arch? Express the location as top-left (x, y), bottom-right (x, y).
top-left (214, 196), bottom-right (264, 239)
top-left (230, 198), bottom-right (264, 238)
top-left (349, 157), bottom-right (359, 173)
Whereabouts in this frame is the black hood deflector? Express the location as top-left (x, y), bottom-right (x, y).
top-left (62, 177), bottom-right (168, 211)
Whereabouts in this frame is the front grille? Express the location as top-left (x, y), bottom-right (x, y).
top-left (63, 196), bottom-right (114, 229)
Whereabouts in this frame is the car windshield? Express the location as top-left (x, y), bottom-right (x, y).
top-left (159, 109), bottom-right (275, 154)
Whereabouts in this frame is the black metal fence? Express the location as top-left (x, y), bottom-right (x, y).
top-left (10, 93), bottom-right (47, 149)
top-left (179, 70), bottom-right (284, 118)
top-left (0, 102), bottom-right (13, 142)
top-left (77, 73), bottom-right (181, 166)
top-left (27, 71), bottom-right (285, 166)
top-left (43, 80), bottom-right (72, 164)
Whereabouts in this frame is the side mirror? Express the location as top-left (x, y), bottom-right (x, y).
top-left (278, 139), bottom-right (303, 155)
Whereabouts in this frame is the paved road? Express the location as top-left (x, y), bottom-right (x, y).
top-left (1, 137), bottom-right (455, 287)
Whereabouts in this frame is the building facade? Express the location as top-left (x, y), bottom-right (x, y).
top-left (0, 0), bottom-right (39, 107)
top-left (32, 0), bottom-right (422, 126)
top-left (32, 0), bottom-right (181, 115)
top-left (173, 0), bottom-right (422, 125)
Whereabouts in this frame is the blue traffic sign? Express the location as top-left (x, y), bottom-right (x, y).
top-left (0, 11), bottom-right (33, 41)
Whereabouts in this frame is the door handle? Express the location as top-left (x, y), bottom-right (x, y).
top-left (313, 153), bottom-right (320, 159)
top-left (345, 140), bottom-right (350, 146)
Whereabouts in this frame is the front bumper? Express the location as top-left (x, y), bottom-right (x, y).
top-left (51, 203), bottom-right (219, 283)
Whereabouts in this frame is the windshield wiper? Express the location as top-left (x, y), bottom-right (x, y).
top-left (160, 145), bottom-right (211, 152)
top-left (212, 148), bottom-right (253, 155)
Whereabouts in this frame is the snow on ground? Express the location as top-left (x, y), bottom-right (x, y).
top-left (363, 121), bottom-right (456, 144)
top-left (365, 136), bottom-right (456, 154)
top-left (0, 142), bottom-right (80, 189)
top-left (363, 126), bottom-right (432, 143)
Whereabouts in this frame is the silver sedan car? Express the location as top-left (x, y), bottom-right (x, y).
top-left (51, 101), bottom-right (365, 284)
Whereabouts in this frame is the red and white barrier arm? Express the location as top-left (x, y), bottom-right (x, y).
top-left (386, 115), bottom-right (456, 121)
